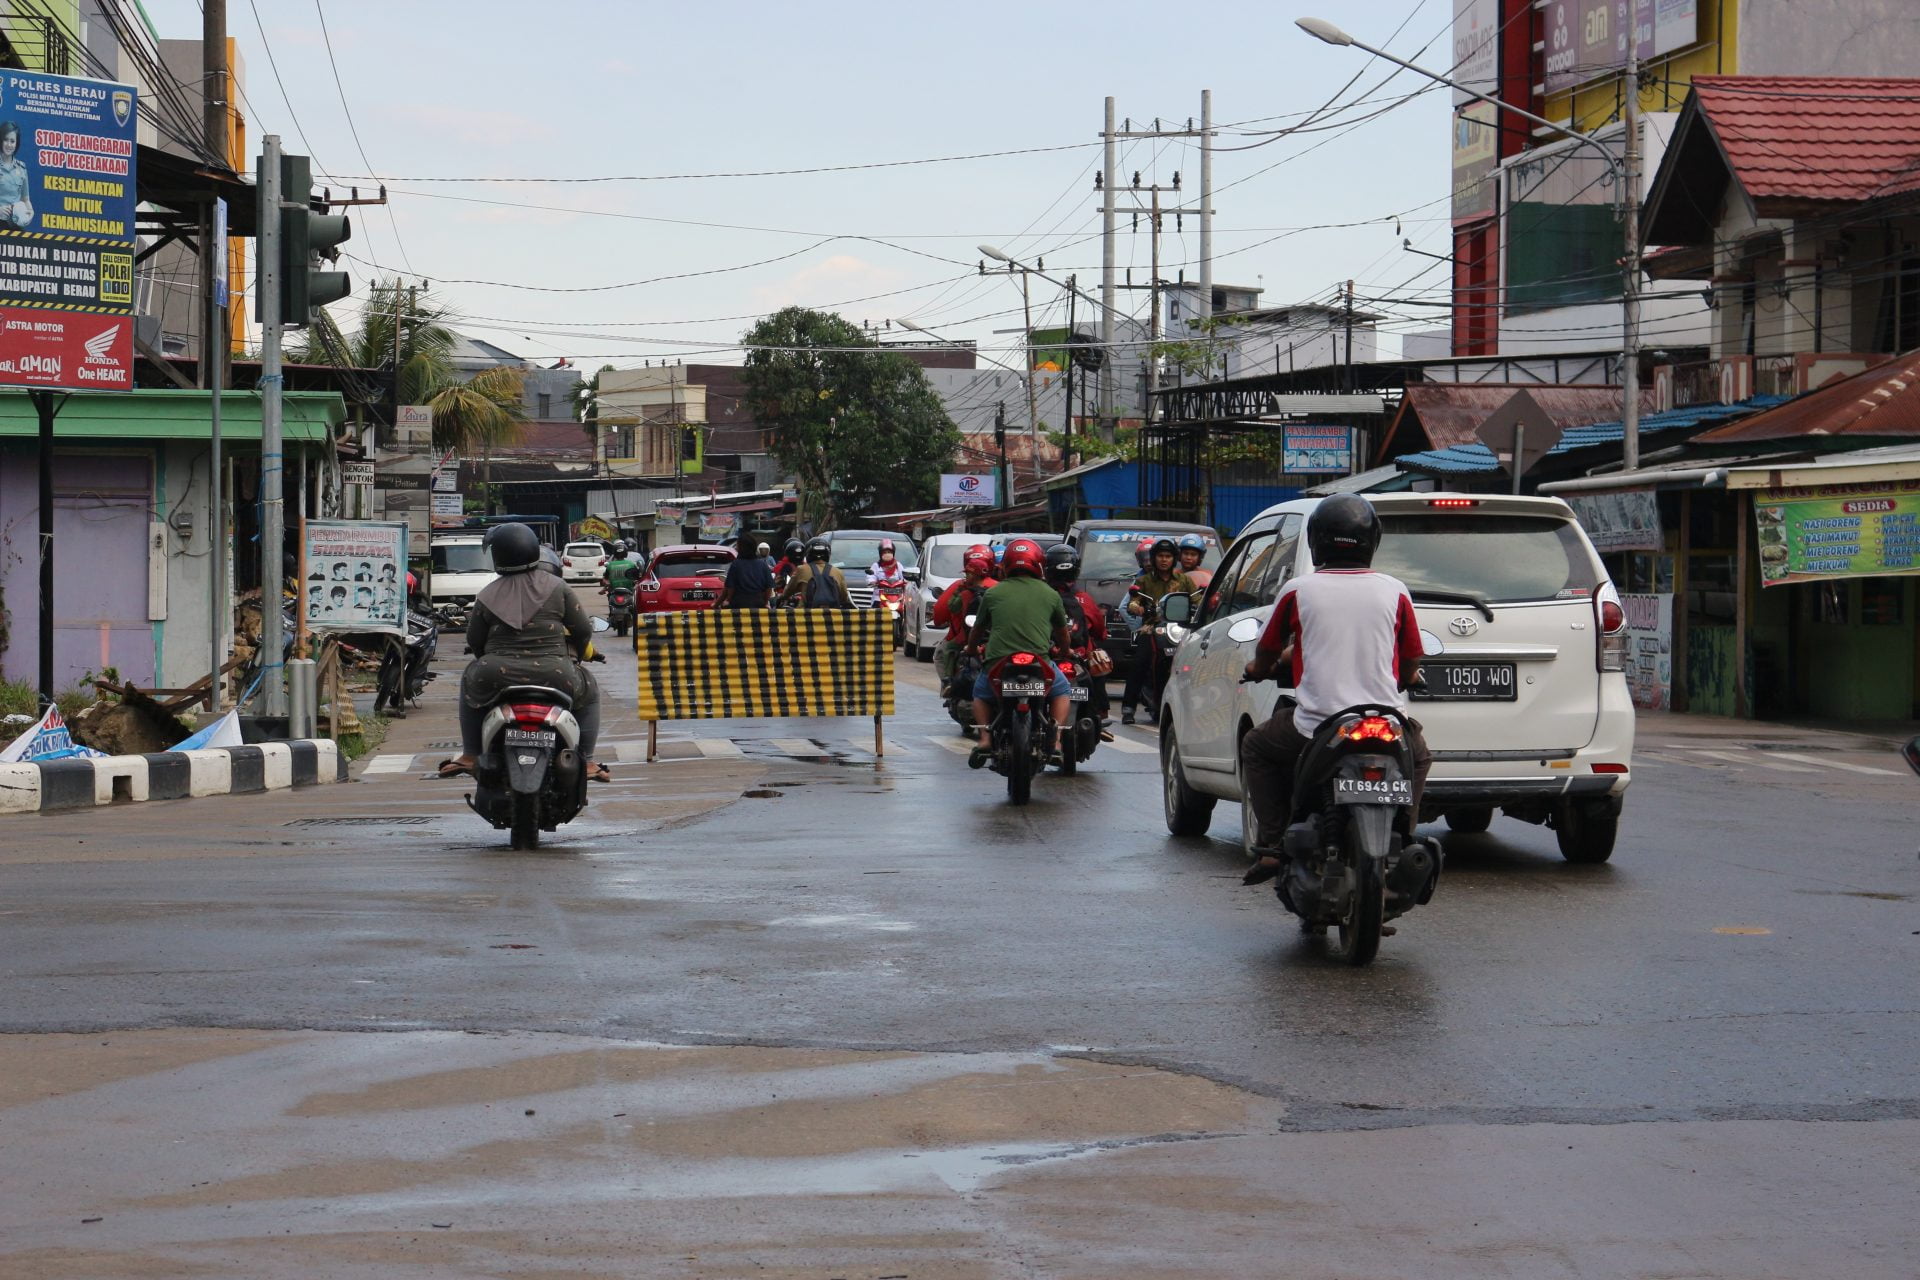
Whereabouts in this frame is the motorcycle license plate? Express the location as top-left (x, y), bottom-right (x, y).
top-left (1333, 776), bottom-right (1412, 804)
top-left (1068, 688), bottom-right (1089, 701)
top-left (504, 728), bottom-right (557, 747)
top-left (999, 680), bottom-right (1048, 697)
top-left (1417, 662), bottom-right (1516, 700)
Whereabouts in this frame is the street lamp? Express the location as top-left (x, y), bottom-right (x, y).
top-left (1297, 16), bottom-right (1644, 470)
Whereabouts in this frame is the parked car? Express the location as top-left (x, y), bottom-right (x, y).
top-left (901, 532), bottom-right (1061, 660)
top-left (819, 530), bottom-right (922, 610)
top-left (561, 540), bottom-right (608, 585)
top-left (1062, 519), bottom-right (1222, 669)
top-left (427, 533), bottom-right (496, 625)
top-left (1155, 494), bottom-right (1633, 863)
top-left (636, 545), bottom-right (735, 613)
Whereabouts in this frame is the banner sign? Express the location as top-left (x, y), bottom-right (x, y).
top-left (0, 69), bottom-right (138, 392)
top-left (429, 491), bottom-right (464, 527)
top-left (1282, 426), bottom-right (1353, 474)
top-left (1568, 489), bottom-right (1662, 552)
top-left (697, 511), bottom-right (738, 542)
top-left (579, 515), bottom-right (615, 541)
top-left (341, 461), bottom-right (374, 487)
top-left (940, 472), bottom-right (997, 507)
top-left (303, 519), bottom-right (408, 635)
top-left (1544, 0), bottom-right (1700, 93)
top-left (1451, 0), bottom-right (1500, 106)
top-left (1620, 592), bottom-right (1672, 710)
top-left (1755, 482), bottom-right (1920, 587)
top-left (0, 704), bottom-right (104, 763)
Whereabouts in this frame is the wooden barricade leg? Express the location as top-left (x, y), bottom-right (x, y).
top-left (647, 720), bottom-right (658, 764)
top-left (874, 712), bottom-right (884, 758)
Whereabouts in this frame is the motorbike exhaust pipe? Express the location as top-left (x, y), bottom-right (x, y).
top-left (1387, 839), bottom-right (1441, 904)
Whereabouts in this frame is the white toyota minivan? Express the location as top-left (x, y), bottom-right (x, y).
top-left (1157, 493), bottom-right (1634, 863)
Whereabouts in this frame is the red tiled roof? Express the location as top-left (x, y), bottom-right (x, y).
top-left (1692, 76), bottom-right (1920, 203)
top-left (1388, 384), bottom-right (1656, 454)
top-left (1693, 352), bottom-right (1920, 442)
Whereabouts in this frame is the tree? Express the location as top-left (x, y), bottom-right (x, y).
top-left (740, 308), bottom-right (960, 529)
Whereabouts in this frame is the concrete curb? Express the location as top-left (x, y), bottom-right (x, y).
top-left (0, 740), bottom-right (345, 815)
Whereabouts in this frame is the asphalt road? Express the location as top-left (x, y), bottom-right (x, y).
top-left (3, 644), bottom-right (1917, 1278)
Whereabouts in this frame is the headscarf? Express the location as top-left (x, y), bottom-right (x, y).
top-left (477, 569), bottom-right (565, 630)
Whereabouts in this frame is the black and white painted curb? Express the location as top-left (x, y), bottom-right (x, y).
top-left (0, 741), bottom-right (345, 815)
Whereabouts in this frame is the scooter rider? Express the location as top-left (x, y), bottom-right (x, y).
top-left (1176, 533), bottom-right (1214, 591)
top-left (1122, 537), bottom-right (1196, 725)
top-left (967, 538), bottom-right (1073, 768)
top-left (602, 540), bottom-right (640, 591)
top-left (1044, 543), bottom-right (1113, 729)
top-left (773, 538), bottom-right (806, 594)
top-left (866, 538), bottom-right (907, 590)
top-left (781, 537), bottom-right (855, 609)
top-left (932, 543), bottom-right (997, 697)
top-left (1239, 494), bottom-right (1432, 884)
top-left (439, 522), bottom-right (607, 783)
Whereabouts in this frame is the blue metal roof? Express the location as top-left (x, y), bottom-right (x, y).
top-left (1393, 396), bottom-right (1788, 476)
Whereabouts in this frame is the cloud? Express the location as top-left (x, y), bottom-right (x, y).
top-left (749, 254), bottom-right (909, 313)
top-left (599, 57), bottom-right (635, 76)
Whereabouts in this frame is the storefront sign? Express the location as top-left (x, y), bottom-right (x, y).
top-left (1451, 101), bottom-right (1499, 225)
top-left (1754, 481), bottom-right (1920, 587)
top-left (940, 472), bottom-right (997, 507)
top-left (0, 69), bottom-right (139, 392)
top-left (1282, 426), bottom-right (1352, 474)
top-left (1451, 0), bottom-right (1500, 105)
top-left (1568, 489), bottom-right (1662, 552)
top-left (302, 519), bottom-right (408, 635)
top-left (1545, 0), bottom-right (1700, 93)
top-left (1620, 592), bottom-right (1672, 710)
top-left (341, 461), bottom-right (374, 487)
top-left (429, 491), bottom-right (464, 527)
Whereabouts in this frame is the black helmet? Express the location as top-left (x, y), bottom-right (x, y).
top-left (784, 538), bottom-right (805, 560)
top-left (1044, 543), bottom-right (1081, 586)
top-left (1150, 537), bottom-right (1178, 561)
top-left (805, 537), bottom-right (831, 563)
top-left (485, 522), bottom-right (541, 575)
top-left (538, 546), bottom-right (564, 578)
top-left (1307, 494), bottom-right (1381, 567)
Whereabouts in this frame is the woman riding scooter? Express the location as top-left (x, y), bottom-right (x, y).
top-left (437, 523), bottom-right (609, 784)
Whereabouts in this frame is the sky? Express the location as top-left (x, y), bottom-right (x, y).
top-left (141, 0), bottom-right (1456, 373)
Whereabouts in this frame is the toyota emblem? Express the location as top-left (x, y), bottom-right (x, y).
top-left (1448, 615), bottom-right (1479, 637)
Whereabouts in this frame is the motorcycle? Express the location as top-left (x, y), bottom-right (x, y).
top-left (1255, 687), bottom-right (1442, 966)
top-left (1126, 587), bottom-right (1185, 722)
top-left (977, 650), bottom-right (1058, 806)
top-left (604, 583), bottom-right (635, 637)
top-left (372, 608), bottom-right (439, 718)
top-left (946, 646), bottom-right (982, 735)
top-left (872, 579), bottom-right (908, 648)
top-left (1052, 655), bottom-right (1100, 775)
top-left (466, 683), bottom-right (589, 850)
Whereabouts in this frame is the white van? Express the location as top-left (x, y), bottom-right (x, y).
top-left (428, 533), bottom-right (496, 624)
top-left (1157, 494), bottom-right (1634, 862)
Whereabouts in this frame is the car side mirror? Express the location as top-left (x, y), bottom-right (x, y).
top-left (904, 567), bottom-right (921, 582)
top-left (1160, 591), bottom-right (1193, 623)
top-left (1903, 736), bottom-right (1920, 777)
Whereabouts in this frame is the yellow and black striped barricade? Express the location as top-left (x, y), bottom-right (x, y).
top-left (634, 609), bottom-right (896, 760)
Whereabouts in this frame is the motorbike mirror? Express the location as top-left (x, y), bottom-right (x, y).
top-left (964, 614), bottom-right (978, 629)
top-left (1159, 591), bottom-right (1193, 624)
top-left (1903, 736), bottom-right (1920, 777)
top-left (1227, 616), bottom-right (1262, 644)
top-left (1164, 623), bottom-right (1188, 646)
top-left (1419, 628), bottom-right (1445, 657)
top-left (591, 616), bottom-right (610, 633)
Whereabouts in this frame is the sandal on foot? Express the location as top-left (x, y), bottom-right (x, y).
top-left (435, 759), bottom-right (472, 779)
top-left (1242, 857), bottom-right (1283, 886)
top-left (588, 763), bottom-right (612, 783)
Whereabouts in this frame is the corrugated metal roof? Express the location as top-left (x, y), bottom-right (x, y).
top-left (1396, 397), bottom-right (1785, 476)
top-left (1392, 384), bottom-right (1657, 453)
top-left (1693, 77), bottom-right (1920, 203)
top-left (1693, 352), bottom-right (1920, 441)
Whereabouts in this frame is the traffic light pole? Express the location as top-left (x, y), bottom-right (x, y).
top-left (258, 133), bottom-right (287, 717)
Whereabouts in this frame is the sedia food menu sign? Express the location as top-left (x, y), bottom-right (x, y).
top-left (0, 69), bottom-right (138, 392)
top-left (1754, 481), bottom-right (1920, 587)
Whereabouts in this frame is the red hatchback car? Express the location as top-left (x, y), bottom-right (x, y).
top-left (636, 545), bottom-right (735, 613)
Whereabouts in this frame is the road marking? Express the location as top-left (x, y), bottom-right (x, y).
top-left (614, 741), bottom-right (652, 763)
top-left (857, 738), bottom-right (911, 755)
top-left (771, 737), bottom-right (822, 756)
top-left (360, 754), bottom-right (415, 775)
top-left (925, 735), bottom-right (975, 756)
top-left (694, 738), bottom-right (745, 759)
top-left (1687, 749), bottom-right (1817, 773)
top-left (1713, 925), bottom-right (1772, 935)
top-left (1761, 751), bottom-right (1902, 776)
top-left (1102, 734), bottom-right (1158, 754)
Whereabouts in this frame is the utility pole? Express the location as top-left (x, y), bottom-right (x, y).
top-left (1343, 280), bottom-right (1355, 393)
top-left (1199, 89), bottom-right (1214, 325)
top-left (993, 402), bottom-right (1009, 509)
top-left (258, 133), bottom-right (286, 717)
top-left (204, 0), bottom-right (229, 709)
top-left (1063, 277), bottom-right (1076, 468)
top-left (1149, 185), bottom-right (1161, 398)
top-left (1622, 49), bottom-right (1642, 472)
top-left (1019, 268), bottom-right (1038, 476)
top-left (1100, 97), bottom-right (1116, 434)
top-left (1101, 107), bottom-right (1209, 415)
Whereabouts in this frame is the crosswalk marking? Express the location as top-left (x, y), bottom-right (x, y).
top-left (614, 740), bottom-right (652, 763)
top-left (1102, 734), bottom-right (1158, 755)
top-left (1760, 750), bottom-right (1901, 776)
top-left (361, 754), bottom-right (415, 775)
top-left (864, 738), bottom-right (911, 755)
top-left (694, 738), bottom-right (745, 759)
top-left (926, 735), bottom-right (975, 756)
top-left (771, 737), bottom-right (822, 756)
top-left (1686, 748), bottom-right (1817, 773)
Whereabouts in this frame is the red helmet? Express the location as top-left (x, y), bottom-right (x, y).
top-left (1002, 537), bottom-right (1045, 577)
top-left (1135, 536), bottom-right (1156, 568)
top-left (962, 543), bottom-right (993, 574)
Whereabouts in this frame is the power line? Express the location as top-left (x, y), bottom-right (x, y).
top-left (312, 0), bottom-right (412, 273)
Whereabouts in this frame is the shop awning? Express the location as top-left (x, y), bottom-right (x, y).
top-left (0, 388), bottom-right (345, 443)
top-left (1397, 396), bottom-right (1785, 477)
top-left (1721, 441), bottom-right (1920, 489)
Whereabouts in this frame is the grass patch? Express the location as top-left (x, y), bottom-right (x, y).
top-left (0, 675), bottom-right (100, 723)
top-left (337, 713), bottom-right (390, 762)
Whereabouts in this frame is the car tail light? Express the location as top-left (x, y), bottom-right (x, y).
top-left (1591, 762), bottom-right (1629, 774)
top-left (562, 557), bottom-right (572, 566)
top-left (510, 703), bottom-right (562, 727)
top-left (1596, 583), bottom-right (1628, 672)
top-left (1338, 716), bottom-right (1400, 743)
top-left (640, 580), bottom-right (658, 592)
top-left (1428, 497), bottom-right (1479, 508)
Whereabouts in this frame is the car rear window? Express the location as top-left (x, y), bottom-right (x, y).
top-left (653, 555), bottom-right (732, 579)
top-left (1373, 514), bottom-right (1599, 603)
top-left (926, 543), bottom-right (969, 577)
top-left (1078, 531), bottom-right (1222, 582)
top-left (830, 538), bottom-right (921, 572)
top-left (565, 543), bottom-right (603, 558)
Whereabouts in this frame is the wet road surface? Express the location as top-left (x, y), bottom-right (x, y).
top-left (3, 646), bottom-right (1917, 1277)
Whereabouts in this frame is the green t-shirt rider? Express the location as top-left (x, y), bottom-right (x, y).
top-left (601, 541), bottom-right (640, 590)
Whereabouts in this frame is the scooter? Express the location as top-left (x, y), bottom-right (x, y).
top-left (975, 651), bottom-right (1058, 806)
top-left (1126, 587), bottom-right (1184, 722)
top-left (1052, 655), bottom-right (1100, 775)
top-left (1256, 689), bottom-right (1443, 966)
top-left (467, 683), bottom-right (589, 850)
top-left (604, 583), bottom-right (635, 637)
top-left (371, 610), bottom-right (438, 717)
top-left (872, 579), bottom-right (908, 648)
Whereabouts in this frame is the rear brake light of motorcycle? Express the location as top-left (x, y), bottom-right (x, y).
top-left (1360, 764), bottom-right (1386, 781)
top-left (1338, 716), bottom-right (1400, 743)
top-left (1011, 652), bottom-right (1036, 665)
top-left (509, 703), bottom-right (561, 727)
top-left (1595, 583), bottom-right (1628, 672)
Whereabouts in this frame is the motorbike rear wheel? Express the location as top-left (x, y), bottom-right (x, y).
top-left (374, 643), bottom-right (405, 716)
top-left (1056, 719), bottom-right (1077, 777)
top-left (1334, 825), bottom-right (1385, 967)
top-left (1006, 712), bottom-right (1033, 806)
top-left (509, 792), bottom-right (541, 850)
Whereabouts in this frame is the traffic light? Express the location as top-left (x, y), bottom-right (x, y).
top-left (262, 153), bottom-right (351, 327)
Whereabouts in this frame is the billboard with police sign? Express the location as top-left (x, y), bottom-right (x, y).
top-left (0, 69), bottom-right (138, 392)
top-left (940, 472), bottom-right (996, 507)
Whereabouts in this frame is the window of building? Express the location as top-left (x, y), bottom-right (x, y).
top-left (537, 392), bottom-right (552, 418)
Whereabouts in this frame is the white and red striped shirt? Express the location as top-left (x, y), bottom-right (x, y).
top-left (1257, 569), bottom-right (1422, 736)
